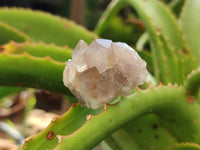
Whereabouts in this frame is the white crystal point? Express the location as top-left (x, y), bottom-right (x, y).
top-left (113, 42), bottom-right (134, 51)
top-left (72, 40), bottom-right (88, 58)
top-left (95, 39), bottom-right (112, 48)
top-left (63, 39), bottom-right (148, 109)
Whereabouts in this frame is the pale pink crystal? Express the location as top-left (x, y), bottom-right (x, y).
top-left (63, 39), bottom-right (148, 109)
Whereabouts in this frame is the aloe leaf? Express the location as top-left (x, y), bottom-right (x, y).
top-left (180, 0), bottom-right (200, 59)
top-left (0, 41), bottom-right (74, 93)
top-left (21, 104), bottom-right (103, 150)
top-left (0, 21), bottom-right (32, 44)
top-left (0, 8), bottom-right (97, 48)
top-left (0, 21), bottom-right (31, 100)
top-left (120, 114), bottom-right (176, 150)
top-left (169, 143), bottom-right (200, 150)
top-left (159, 34), bottom-right (180, 83)
top-left (184, 67), bottom-right (200, 97)
top-left (129, 0), bottom-right (198, 84)
top-left (140, 0), bottom-right (184, 50)
top-left (124, 0), bottom-right (178, 84)
top-left (55, 86), bottom-right (200, 149)
top-left (3, 41), bottom-right (72, 63)
top-left (20, 86), bottom-right (199, 150)
top-left (0, 52), bottom-right (67, 94)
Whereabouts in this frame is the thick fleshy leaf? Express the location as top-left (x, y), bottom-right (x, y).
top-left (0, 51), bottom-right (66, 93)
top-left (0, 21), bottom-right (31, 44)
top-left (126, 0), bottom-right (187, 84)
top-left (3, 41), bottom-right (72, 63)
top-left (52, 86), bottom-right (200, 149)
top-left (19, 86), bottom-right (200, 150)
top-left (180, 0), bottom-right (200, 59)
top-left (0, 8), bottom-right (97, 48)
top-left (21, 104), bottom-right (103, 150)
top-left (120, 114), bottom-right (176, 150)
top-left (168, 143), bottom-right (200, 150)
top-left (184, 67), bottom-right (200, 97)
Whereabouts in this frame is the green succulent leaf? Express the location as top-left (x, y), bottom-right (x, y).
top-left (3, 41), bottom-right (72, 63)
top-left (54, 86), bottom-right (200, 150)
top-left (184, 67), bottom-right (200, 97)
top-left (126, 0), bottom-right (190, 84)
top-left (106, 113), bottom-right (178, 150)
top-left (20, 86), bottom-right (200, 150)
top-left (0, 21), bottom-right (32, 100)
top-left (180, 0), bottom-right (200, 59)
top-left (140, 0), bottom-right (184, 50)
top-left (169, 143), bottom-right (200, 150)
top-left (0, 21), bottom-right (32, 44)
top-left (0, 8), bottom-right (97, 48)
top-left (21, 104), bottom-right (103, 150)
top-left (119, 114), bottom-right (176, 150)
top-left (0, 51), bottom-right (66, 93)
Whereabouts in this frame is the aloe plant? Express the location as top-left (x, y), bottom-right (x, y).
top-left (0, 0), bottom-right (200, 149)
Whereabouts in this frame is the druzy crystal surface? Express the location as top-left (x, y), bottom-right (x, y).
top-left (63, 39), bottom-right (148, 109)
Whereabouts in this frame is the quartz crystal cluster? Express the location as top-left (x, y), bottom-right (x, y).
top-left (63, 39), bottom-right (148, 109)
